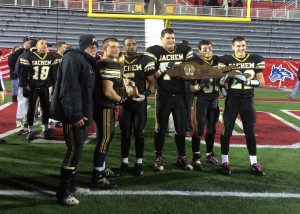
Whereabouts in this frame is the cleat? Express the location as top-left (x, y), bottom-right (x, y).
top-left (17, 129), bottom-right (28, 135)
top-left (154, 156), bottom-right (164, 171)
top-left (206, 153), bottom-right (220, 165)
top-left (93, 177), bottom-right (117, 189)
top-left (134, 163), bottom-right (144, 176)
top-left (92, 170), bottom-right (117, 189)
top-left (57, 195), bottom-right (79, 206)
top-left (43, 129), bottom-right (53, 139)
top-left (104, 168), bottom-right (120, 177)
top-left (192, 159), bottom-right (202, 171)
top-left (55, 122), bottom-right (63, 127)
top-left (221, 162), bottom-right (231, 175)
top-left (72, 186), bottom-right (90, 195)
top-left (177, 156), bottom-right (193, 171)
top-left (249, 163), bottom-right (265, 176)
top-left (119, 162), bottom-right (129, 176)
top-left (26, 131), bottom-right (35, 140)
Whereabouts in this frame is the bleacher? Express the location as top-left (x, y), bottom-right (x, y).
top-left (171, 19), bottom-right (300, 59)
top-left (0, 6), bottom-right (146, 52)
top-left (0, 6), bottom-right (299, 59)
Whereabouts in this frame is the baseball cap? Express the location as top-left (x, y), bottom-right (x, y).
top-left (79, 34), bottom-right (98, 51)
top-left (23, 36), bottom-right (31, 43)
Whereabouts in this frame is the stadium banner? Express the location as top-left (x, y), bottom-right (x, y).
top-left (0, 48), bottom-right (299, 88)
top-left (264, 59), bottom-right (300, 88)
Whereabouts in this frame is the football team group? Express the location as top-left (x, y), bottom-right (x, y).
top-left (6, 28), bottom-right (266, 205)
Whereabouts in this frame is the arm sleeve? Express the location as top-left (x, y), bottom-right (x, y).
top-left (60, 57), bottom-right (84, 123)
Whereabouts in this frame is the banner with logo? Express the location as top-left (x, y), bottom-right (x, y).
top-left (264, 59), bottom-right (300, 88)
top-left (0, 48), bottom-right (299, 88)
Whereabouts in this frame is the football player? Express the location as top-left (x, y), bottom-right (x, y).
top-left (218, 36), bottom-right (265, 176)
top-left (118, 37), bottom-right (156, 176)
top-left (145, 28), bottom-right (194, 171)
top-left (19, 38), bottom-right (58, 140)
top-left (190, 40), bottom-right (221, 170)
top-left (92, 37), bottom-right (125, 188)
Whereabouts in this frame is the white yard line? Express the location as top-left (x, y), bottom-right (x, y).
top-left (0, 190), bottom-right (300, 199)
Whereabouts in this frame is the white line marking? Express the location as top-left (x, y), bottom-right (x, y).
top-left (281, 110), bottom-right (300, 121)
top-left (0, 101), bottom-right (13, 110)
top-left (1, 190), bottom-right (300, 198)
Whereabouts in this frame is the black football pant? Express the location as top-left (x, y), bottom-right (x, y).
top-left (27, 87), bottom-right (49, 126)
top-left (62, 123), bottom-right (89, 167)
top-left (155, 92), bottom-right (187, 157)
top-left (192, 95), bottom-right (219, 157)
top-left (119, 100), bottom-right (147, 159)
top-left (93, 107), bottom-right (115, 168)
top-left (221, 94), bottom-right (256, 156)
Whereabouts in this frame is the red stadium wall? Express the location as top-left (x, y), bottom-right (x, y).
top-left (0, 48), bottom-right (299, 88)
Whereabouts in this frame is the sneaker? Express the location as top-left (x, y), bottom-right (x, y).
top-left (192, 159), bottom-right (202, 171)
top-left (119, 163), bottom-right (129, 176)
top-left (104, 168), bottom-right (120, 177)
top-left (154, 156), bottom-right (164, 171)
top-left (72, 186), bottom-right (90, 195)
top-left (134, 163), bottom-right (144, 176)
top-left (43, 130), bottom-right (53, 139)
top-left (57, 195), bottom-right (79, 206)
top-left (206, 154), bottom-right (220, 165)
top-left (93, 177), bottom-right (117, 189)
top-left (26, 131), bottom-right (35, 140)
top-left (0, 138), bottom-right (6, 144)
top-left (249, 163), bottom-right (265, 176)
top-left (288, 95), bottom-right (295, 100)
top-left (221, 162), bottom-right (231, 175)
top-left (177, 156), bottom-right (193, 170)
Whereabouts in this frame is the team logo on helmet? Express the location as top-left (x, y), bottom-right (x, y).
top-left (184, 64), bottom-right (195, 77)
top-left (269, 65), bottom-right (294, 83)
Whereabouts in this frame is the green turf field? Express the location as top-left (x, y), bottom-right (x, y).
top-left (0, 80), bottom-right (300, 214)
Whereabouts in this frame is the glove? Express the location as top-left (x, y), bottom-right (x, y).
top-left (220, 86), bottom-right (227, 97)
top-left (23, 88), bottom-right (29, 98)
top-left (166, 62), bottom-right (176, 70)
top-left (234, 74), bottom-right (260, 87)
top-left (118, 96), bottom-right (128, 105)
top-left (132, 94), bottom-right (145, 102)
top-left (199, 79), bottom-right (210, 88)
top-left (220, 74), bottom-right (229, 85)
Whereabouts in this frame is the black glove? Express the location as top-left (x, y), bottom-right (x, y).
top-left (23, 88), bottom-right (29, 98)
top-left (166, 62), bottom-right (176, 70)
top-left (118, 96), bottom-right (128, 105)
top-left (199, 79), bottom-right (210, 88)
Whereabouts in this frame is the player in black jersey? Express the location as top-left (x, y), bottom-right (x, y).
top-left (145, 28), bottom-right (194, 171)
top-left (118, 37), bottom-right (156, 176)
top-left (92, 37), bottom-right (125, 189)
top-left (190, 40), bottom-right (221, 170)
top-left (19, 38), bottom-right (58, 141)
top-left (218, 36), bottom-right (265, 176)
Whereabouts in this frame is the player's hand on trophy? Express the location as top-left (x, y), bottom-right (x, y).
top-left (166, 61), bottom-right (176, 70)
top-left (199, 79), bottom-right (210, 88)
top-left (234, 74), bottom-right (249, 85)
top-left (220, 74), bottom-right (229, 85)
top-left (132, 94), bottom-right (145, 102)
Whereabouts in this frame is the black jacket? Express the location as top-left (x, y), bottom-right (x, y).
top-left (8, 48), bottom-right (27, 80)
top-left (49, 49), bottom-right (96, 125)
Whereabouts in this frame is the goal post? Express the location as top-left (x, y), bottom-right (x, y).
top-left (87, 0), bottom-right (252, 22)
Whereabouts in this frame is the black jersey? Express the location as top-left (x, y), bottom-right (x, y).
top-left (145, 45), bottom-right (193, 94)
top-left (192, 55), bottom-right (220, 97)
top-left (19, 51), bottom-right (58, 89)
top-left (123, 54), bottom-right (156, 94)
top-left (218, 54), bottom-right (265, 95)
top-left (94, 59), bottom-right (122, 109)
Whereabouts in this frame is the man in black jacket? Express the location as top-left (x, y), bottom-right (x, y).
top-left (50, 34), bottom-right (98, 206)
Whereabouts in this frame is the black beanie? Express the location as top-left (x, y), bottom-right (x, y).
top-left (30, 39), bottom-right (38, 48)
top-left (79, 34), bottom-right (98, 51)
